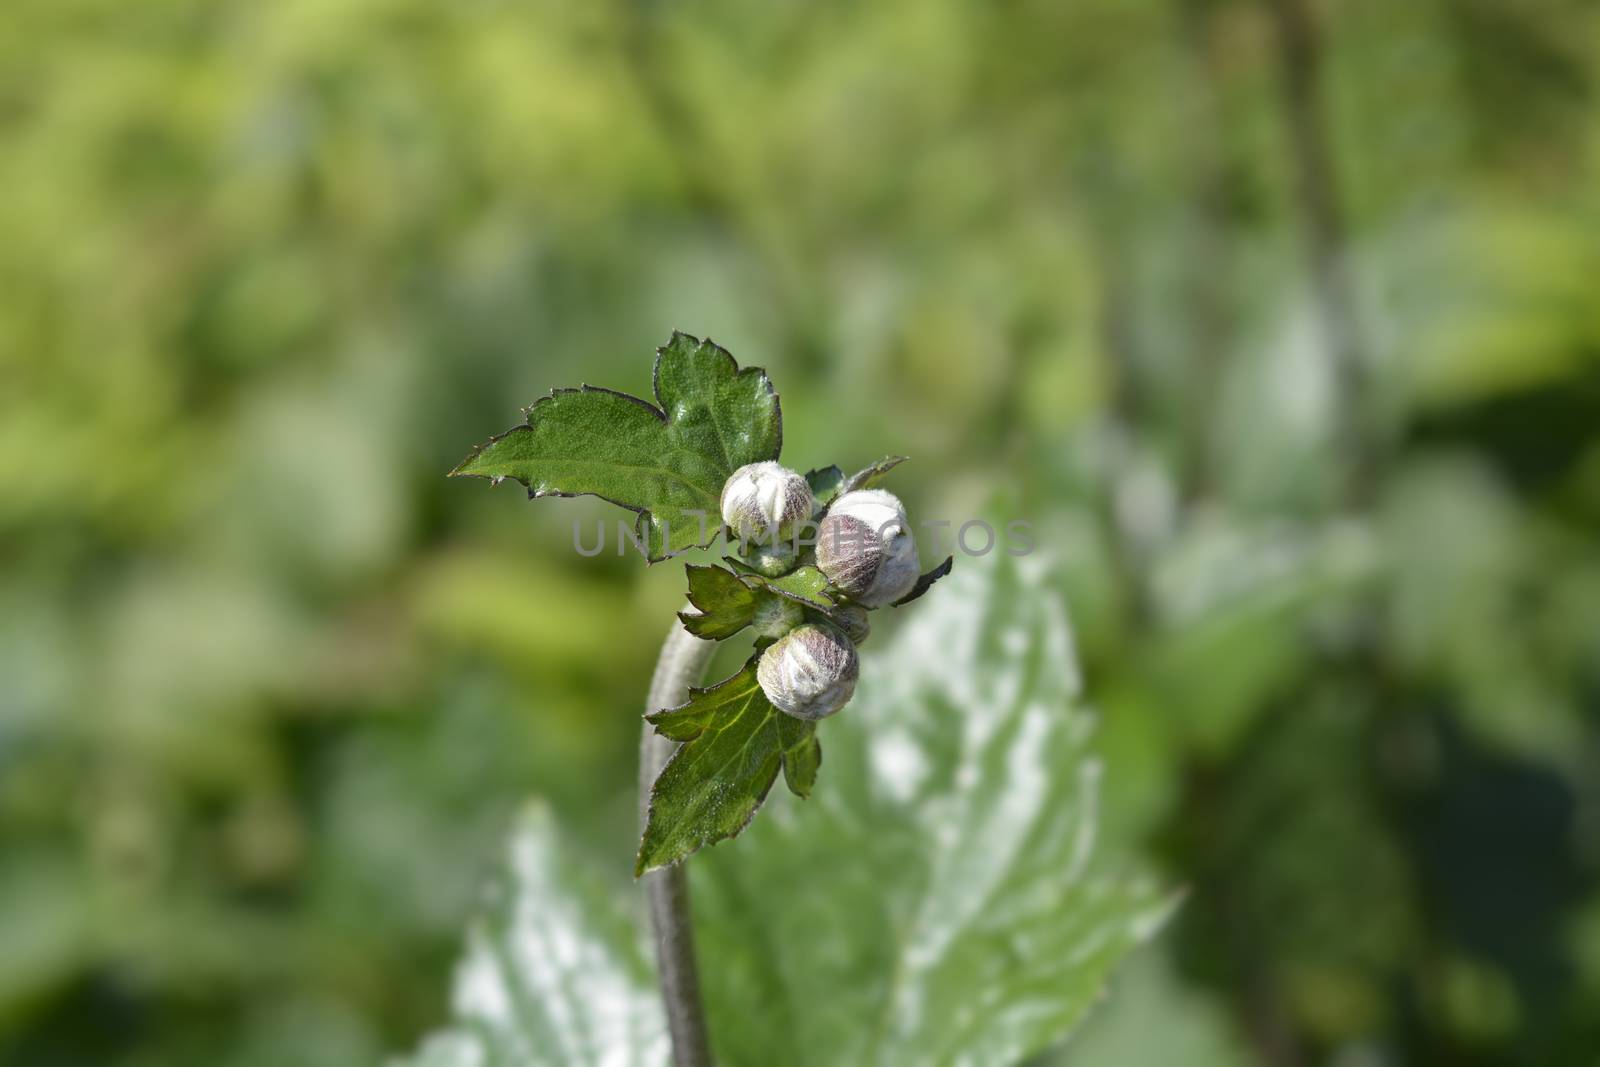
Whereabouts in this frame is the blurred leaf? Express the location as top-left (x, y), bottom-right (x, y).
top-left (1060, 952), bottom-right (1250, 1067)
top-left (694, 552), bottom-right (1171, 1066)
top-left (451, 333), bottom-right (781, 561)
top-left (397, 803), bottom-right (668, 1067)
top-left (639, 657), bottom-right (816, 875)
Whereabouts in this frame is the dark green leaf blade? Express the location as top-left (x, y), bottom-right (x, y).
top-left (654, 331), bottom-right (783, 476)
top-left (722, 559), bottom-right (834, 610)
top-left (756, 563), bottom-right (834, 604)
top-left (678, 563), bottom-right (760, 640)
top-left (398, 803), bottom-right (669, 1067)
top-left (645, 655), bottom-right (765, 743)
top-left (722, 559), bottom-right (858, 631)
top-left (638, 659), bottom-right (789, 873)
top-left (450, 333), bottom-right (781, 561)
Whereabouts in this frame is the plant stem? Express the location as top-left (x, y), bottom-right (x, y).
top-left (639, 616), bottom-right (718, 1067)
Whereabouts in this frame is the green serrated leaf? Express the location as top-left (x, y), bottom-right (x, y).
top-left (678, 563), bottom-right (761, 640)
top-left (638, 657), bottom-right (814, 874)
top-left (693, 551), bottom-right (1173, 1067)
top-left (397, 803), bottom-right (668, 1067)
top-left (450, 332), bottom-right (781, 561)
top-left (839, 454), bottom-right (908, 494)
top-left (891, 554), bottom-right (954, 607)
top-left (805, 465), bottom-right (845, 507)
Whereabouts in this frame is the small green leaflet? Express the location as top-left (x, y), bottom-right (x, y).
top-left (449, 332), bottom-right (781, 561)
top-left (638, 657), bottom-right (818, 875)
top-left (839, 454), bottom-right (907, 494)
top-left (686, 560), bottom-right (857, 637)
top-left (734, 560), bottom-right (834, 607)
top-left (804, 464), bottom-right (845, 507)
top-left (678, 564), bottom-right (762, 640)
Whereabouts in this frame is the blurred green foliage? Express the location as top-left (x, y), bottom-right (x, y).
top-left (2, 0), bottom-right (1598, 1064)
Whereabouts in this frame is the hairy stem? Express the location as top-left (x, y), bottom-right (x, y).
top-left (639, 616), bottom-right (718, 1066)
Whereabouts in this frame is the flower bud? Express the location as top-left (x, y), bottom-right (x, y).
top-left (757, 622), bottom-right (859, 720)
top-left (721, 462), bottom-right (813, 546)
top-left (815, 489), bottom-right (920, 608)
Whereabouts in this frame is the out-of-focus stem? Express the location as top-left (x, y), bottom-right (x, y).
top-left (1268, 0), bottom-right (1372, 504)
top-left (639, 617), bottom-right (718, 1067)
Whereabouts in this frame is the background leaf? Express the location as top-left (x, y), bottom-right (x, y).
top-left (451, 333), bottom-right (780, 560)
top-left (692, 551), bottom-right (1170, 1067)
top-left (396, 804), bottom-right (668, 1067)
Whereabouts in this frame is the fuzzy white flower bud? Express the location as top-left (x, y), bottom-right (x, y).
top-left (757, 622), bottom-right (859, 720)
top-left (720, 461), bottom-right (814, 546)
top-left (815, 489), bottom-right (921, 608)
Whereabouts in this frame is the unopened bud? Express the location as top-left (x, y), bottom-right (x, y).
top-left (815, 489), bottom-right (921, 608)
top-left (721, 462), bottom-right (813, 546)
top-left (757, 622), bottom-right (859, 720)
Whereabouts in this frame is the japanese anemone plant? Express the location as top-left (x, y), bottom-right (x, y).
top-left (449, 333), bottom-right (952, 1065)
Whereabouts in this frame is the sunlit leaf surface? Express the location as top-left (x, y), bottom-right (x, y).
top-left (400, 554), bottom-right (1163, 1067)
top-left (397, 804), bottom-right (668, 1067)
top-left (694, 552), bottom-right (1171, 1066)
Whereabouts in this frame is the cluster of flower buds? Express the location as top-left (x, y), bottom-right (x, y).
top-left (720, 463), bottom-right (924, 721)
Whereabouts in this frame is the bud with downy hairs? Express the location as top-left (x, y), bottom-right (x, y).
top-left (815, 489), bottom-right (920, 608)
top-left (757, 622), bottom-right (859, 720)
top-left (721, 461), bottom-right (814, 547)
